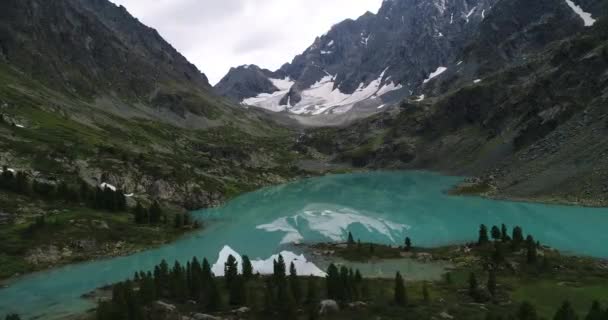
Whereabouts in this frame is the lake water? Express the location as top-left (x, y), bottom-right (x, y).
top-left (2, 171), bottom-right (608, 319)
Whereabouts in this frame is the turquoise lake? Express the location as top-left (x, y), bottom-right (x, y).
top-left (2, 171), bottom-right (608, 319)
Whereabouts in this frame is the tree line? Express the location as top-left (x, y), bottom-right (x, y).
top-left (0, 166), bottom-right (126, 212)
top-left (485, 300), bottom-right (608, 320)
top-left (96, 252), bottom-right (370, 320)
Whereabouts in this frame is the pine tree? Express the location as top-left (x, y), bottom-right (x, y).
top-left (206, 278), bottom-right (222, 312)
top-left (339, 266), bottom-right (351, 301)
top-left (224, 254), bottom-right (238, 286)
top-left (134, 202), bottom-right (147, 224)
top-left (518, 301), bottom-right (538, 320)
top-left (585, 301), bottom-right (603, 320)
top-left (242, 255), bottom-right (253, 280)
top-left (491, 225), bottom-right (501, 241)
top-left (554, 301), bottom-right (578, 320)
top-left (501, 224), bottom-right (509, 242)
top-left (326, 263), bottom-right (340, 299)
top-left (4, 315), bottom-right (20, 320)
top-left (289, 262), bottom-right (302, 304)
top-left (488, 270), bottom-right (497, 297)
top-left (492, 242), bottom-right (504, 264)
top-left (478, 224), bottom-right (490, 245)
top-left (273, 254), bottom-right (286, 283)
top-left (139, 273), bottom-right (156, 304)
top-left (526, 235), bottom-right (537, 264)
top-left (405, 237), bottom-right (412, 251)
top-left (229, 276), bottom-right (246, 306)
top-left (469, 273), bottom-right (478, 297)
top-left (394, 272), bottom-right (407, 307)
top-left (174, 214), bottom-right (183, 228)
top-left (512, 226), bottom-right (524, 243)
top-left (305, 276), bottom-right (319, 305)
top-left (149, 201), bottom-right (163, 224)
top-left (347, 231), bottom-right (355, 246)
top-left (279, 281), bottom-right (297, 318)
top-left (445, 272), bottom-right (453, 285)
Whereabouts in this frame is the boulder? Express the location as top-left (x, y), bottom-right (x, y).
top-left (191, 314), bottom-right (221, 320)
top-left (347, 301), bottom-right (368, 309)
top-left (319, 299), bottom-right (339, 315)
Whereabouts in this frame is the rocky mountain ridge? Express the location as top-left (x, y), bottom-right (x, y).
top-left (216, 0), bottom-right (499, 119)
top-left (299, 0), bottom-right (608, 206)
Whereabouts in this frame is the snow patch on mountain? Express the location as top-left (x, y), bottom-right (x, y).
top-left (423, 66), bottom-right (448, 84)
top-left (211, 245), bottom-right (326, 277)
top-left (242, 70), bottom-right (402, 115)
top-left (564, 0), bottom-right (596, 26)
top-left (242, 77), bottom-right (295, 112)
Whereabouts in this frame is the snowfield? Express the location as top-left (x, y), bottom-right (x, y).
top-left (423, 66), bottom-right (447, 84)
top-left (241, 70), bottom-right (402, 116)
top-left (564, 0), bottom-right (596, 27)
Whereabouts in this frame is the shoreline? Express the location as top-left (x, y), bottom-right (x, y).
top-left (2, 169), bottom-right (606, 287)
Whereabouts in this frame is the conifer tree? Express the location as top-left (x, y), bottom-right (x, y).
top-left (512, 226), bottom-right (524, 243)
top-left (518, 301), bottom-right (538, 320)
top-left (526, 235), bottom-right (538, 264)
top-left (174, 214), bottom-right (183, 228)
top-left (405, 237), bottom-right (412, 251)
top-left (229, 276), bottom-right (246, 306)
top-left (149, 201), bottom-right (163, 224)
top-left (339, 266), bottom-right (350, 301)
top-left (206, 278), bottom-right (222, 312)
top-left (554, 301), bottom-right (578, 320)
top-left (501, 224), bottom-right (509, 241)
top-left (242, 255), bottom-right (253, 280)
top-left (445, 272), bottom-right (453, 285)
top-left (273, 254), bottom-right (286, 283)
top-left (134, 202), bottom-right (147, 224)
top-left (279, 281), bottom-right (297, 318)
top-left (394, 272), bottom-right (407, 307)
top-left (491, 225), bottom-right (501, 241)
top-left (478, 224), bottom-right (490, 245)
top-left (305, 276), bottom-right (319, 305)
top-left (347, 231), bottom-right (355, 246)
top-left (326, 263), bottom-right (340, 299)
top-left (469, 273), bottom-right (478, 297)
top-left (488, 270), bottom-right (497, 297)
top-left (492, 241), bottom-right (504, 264)
top-left (224, 254), bottom-right (238, 286)
top-left (585, 301), bottom-right (603, 320)
top-left (289, 262), bottom-right (302, 304)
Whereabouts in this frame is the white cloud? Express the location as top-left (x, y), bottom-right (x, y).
top-left (109, 0), bottom-right (383, 85)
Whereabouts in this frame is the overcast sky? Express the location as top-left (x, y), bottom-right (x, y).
top-left (108, 0), bottom-right (383, 85)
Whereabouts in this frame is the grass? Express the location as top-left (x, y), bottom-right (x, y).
top-left (0, 190), bottom-right (191, 281)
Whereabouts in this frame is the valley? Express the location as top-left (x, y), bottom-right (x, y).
top-left (1, 0), bottom-right (608, 319)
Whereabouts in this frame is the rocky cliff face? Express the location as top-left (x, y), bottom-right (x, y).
top-left (0, 0), bottom-right (237, 122)
top-left (301, 0), bottom-right (608, 205)
top-left (216, 0), bottom-right (500, 117)
top-left (0, 0), bottom-right (304, 211)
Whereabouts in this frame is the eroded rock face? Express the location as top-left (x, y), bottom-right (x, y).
top-left (216, 0), bottom-right (500, 115)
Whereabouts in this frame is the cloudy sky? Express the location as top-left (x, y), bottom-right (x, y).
top-left (108, 0), bottom-right (383, 85)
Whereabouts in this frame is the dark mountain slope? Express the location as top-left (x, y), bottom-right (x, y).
top-left (301, 1), bottom-right (608, 205)
top-left (216, 0), bottom-right (499, 117)
top-left (0, 0), bottom-right (305, 210)
top-left (0, 0), bottom-right (263, 125)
